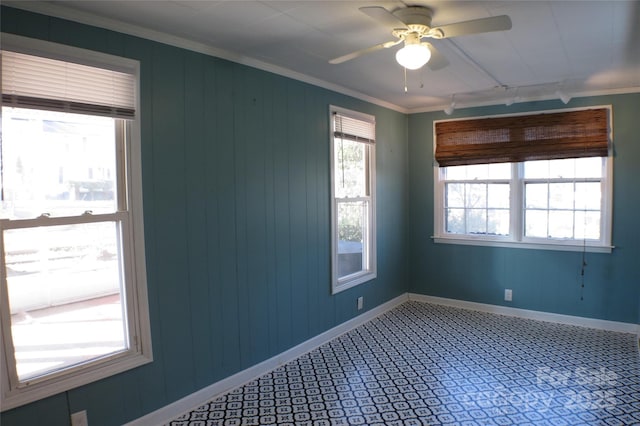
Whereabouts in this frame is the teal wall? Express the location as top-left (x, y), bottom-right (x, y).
top-left (409, 93), bottom-right (640, 324)
top-left (0, 7), bottom-right (409, 426)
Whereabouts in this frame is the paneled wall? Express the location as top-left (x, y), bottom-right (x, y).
top-left (408, 94), bottom-right (640, 324)
top-left (0, 7), bottom-right (409, 425)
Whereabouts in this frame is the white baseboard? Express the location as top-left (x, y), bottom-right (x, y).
top-left (408, 293), bottom-right (640, 335)
top-left (125, 293), bottom-right (408, 426)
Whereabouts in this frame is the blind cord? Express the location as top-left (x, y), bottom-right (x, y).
top-left (338, 114), bottom-right (345, 189)
top-left (580, 236), bottom-right (587, 301)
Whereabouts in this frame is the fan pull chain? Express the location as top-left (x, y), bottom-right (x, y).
top-left (404, 67), bottom-right (408, 93)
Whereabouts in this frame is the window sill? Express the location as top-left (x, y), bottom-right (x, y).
top-left (432, 236), bottom-right (613, 253)
top-left (332, 271), bottom-right (376, 295)
top-left (1, 350), bottom-right (152, 411)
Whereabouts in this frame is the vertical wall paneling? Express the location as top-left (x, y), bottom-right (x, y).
top-left (262, 73), bottom-right (281, 356)
top-left (305, 93), bottom-right (327, 337)
top-left (69, 376), bottom-right (125, 426)
top-left (1, 393), bottom-right (69, 426)
top-left (151, 43), bottom-right (195, 402)
top-left (273, 78), bottom-right (294, 352)
top-left (49, 17), bottom-right (109, 53)
top-left (288, 82), bottom-right (311, 345)
top-left (0, 7), bottom-right (409, 425)
top-left (234, 66), bottom-right (270, 368)
top-left (246, 70), bottom-right (271, 366)
top-left (202, 56), bottom-right (225, 381)
top-left (213, 60), bottom-right (242, 375)
top-left (183, 51), bottom-right (215, 388)
top-left (231, 64), bottom-right (250, 370)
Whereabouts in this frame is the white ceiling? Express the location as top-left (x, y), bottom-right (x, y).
top-left (7, 1), bottom-right (640, 112)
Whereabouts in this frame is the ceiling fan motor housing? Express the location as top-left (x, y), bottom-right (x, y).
top-left (393, 6), bottom-right (434, 28)
top-left (392, 6), bottom-right (444, 39)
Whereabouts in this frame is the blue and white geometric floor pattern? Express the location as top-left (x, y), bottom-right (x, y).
top-left (167, 301), bottom-right (640, 426)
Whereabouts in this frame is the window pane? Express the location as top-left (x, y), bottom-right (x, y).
top-left (466, 184), bottom-right (486, 208)
top-left (549, 158), bottom-right (576, 179)
top-left (4, 221), bottom-right (127, 382)
top-left (446, 208), bottom-right (465, 234)
top-left (488, 209), bottom-right (509, 235)
top-left (487, 184), bottom-right (510, 208)
top-left (1, 108), bottom-right (118, 220)
top-left (575, 157), bottom-right (602, 178)
top-left (337, 201), bottom-right (366, 278)
top-left (575, 211), bottom-right (601, 240)
top-left (334, 138), bottom-right (366, 198)
top-left (525, 210), bottom-right (548, 238)
top-left (575, 182), bottom-right (601, 210)
top-left (549, 183), bottom-right (574, 209)
top-left (445, 183), bottom-right (464, 208)
top-left (443, 165), bottom-right (467, 181)
top-left (524, 160), bottom-right (549, 179)
top-left (465, 164), bottom-right (489, 180)
top-left (467, 209), bottom-right (487, 234)
top-left (548, 210), bottom-right (574, 238)
top-left (444, 163), bottom-right (510, 180)
top-left (487, 163), bottom-right (511, 179)
top-left (525, 184), bottom-right (548, 209)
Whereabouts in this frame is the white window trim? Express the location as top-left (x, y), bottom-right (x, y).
top-left (0, 34), bottom-right (152, 411)
top-left (432, 105), bottom-right (614, 254)
top-left (330, 106), bottom-right (377, 294)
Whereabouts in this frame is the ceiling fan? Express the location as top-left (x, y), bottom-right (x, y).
top-left (329, 5), bottom-right (512, 71)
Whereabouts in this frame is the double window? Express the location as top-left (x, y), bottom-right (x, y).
top-left (1, 35), bottom-right (151, 410)
top-left (434, 107), bottom-right (612, 252)
top-left (330, 107), bottom-right (376, 293)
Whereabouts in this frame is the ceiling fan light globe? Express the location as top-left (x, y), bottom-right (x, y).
top-left (395, 44), bottom-right (431, 70)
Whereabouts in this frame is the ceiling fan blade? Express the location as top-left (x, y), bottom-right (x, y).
top-left (359, 6), bottom-right (408, 29)
top-left (329, 40), bottom-right (401, 64)
top-left (435, 15), bottom-right (512, 38)
top-left (425, 43), bottom-right (449, 71)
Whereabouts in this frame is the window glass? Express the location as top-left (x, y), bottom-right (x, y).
top-left (1, 108), bottom-right (118, 220)
top-left (5, 222), bottom-right (127, 381)
top-left (443, 165), bottom-right (511, 237)
top-left (1, 107), bottom-right (129, 385)
top-left (336, 200), bottom-right (367, 279)
top-left (437, 145), bottom-right (608, 248)
top-left (334, 139), bottom-right (367, 198)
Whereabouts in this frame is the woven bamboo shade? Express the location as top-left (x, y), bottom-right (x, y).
top-left (435, 108), bottom-right (609, 167)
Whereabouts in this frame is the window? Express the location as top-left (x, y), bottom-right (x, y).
top-left (1, 35), bottom-right (151, 410)
top-left (330, 107), bottom-right (376, 293)
top-left (434, 107), bottom-right (612, 252)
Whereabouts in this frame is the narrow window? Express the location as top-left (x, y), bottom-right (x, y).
top-left (330, 107), bottom-right (376, 293)
top-left (1, 37), bottom-right (152, 410)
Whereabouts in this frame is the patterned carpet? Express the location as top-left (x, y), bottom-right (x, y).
top-left (167, 301), bottom-right (640, 425)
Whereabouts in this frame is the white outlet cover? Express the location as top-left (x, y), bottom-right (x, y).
top-left (505, 289), bottom-right (513, 301)
top-left (71, 410), bottom-right (88, 426)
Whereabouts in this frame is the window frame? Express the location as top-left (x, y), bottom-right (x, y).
top-left (330, 106), bottom-right (377, 294)
top-left (433, 106), bottom-right (613, 253)
top-left (0, 33), bottom-right (152, 411)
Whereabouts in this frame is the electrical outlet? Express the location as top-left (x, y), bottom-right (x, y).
top-left (71, 410), bottom-right (88, 426)
top-left (357, 296), bottom-right (364, 310)
top-left (504, 289), bottom-right (513, 302)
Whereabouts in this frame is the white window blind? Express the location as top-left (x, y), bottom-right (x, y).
top-left (2, 50), bottom-right (135, 118)
top-left (333, 112), bottom-right (375, 144)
